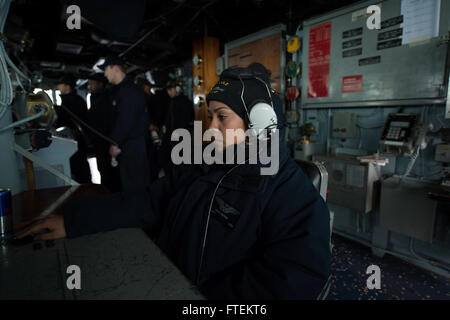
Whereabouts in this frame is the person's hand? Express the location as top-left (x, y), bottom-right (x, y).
top-left (109, 144), bottom-right (119, 157)
top-left (15, 215), bottom-right (67, 240)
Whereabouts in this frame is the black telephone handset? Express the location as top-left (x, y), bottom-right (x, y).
top-left (380, 113), bottom-right (418, 154)
top-left (381, 113), bottom-right (417, 143)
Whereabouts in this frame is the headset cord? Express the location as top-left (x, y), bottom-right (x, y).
top-left (254, 76), bottom-right (274, 109)
top-left (238, 76), bottom-right (251, 121)
top-left (195, 140), bottom-right (269, 286)
top-left (196, 159), bottom-right (247, 286)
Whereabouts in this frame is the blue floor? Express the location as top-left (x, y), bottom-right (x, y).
top-left (327, 234), bottom-right (450, 300)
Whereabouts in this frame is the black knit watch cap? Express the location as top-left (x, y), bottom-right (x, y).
top-left (206, 67), bottom-right (272, 126)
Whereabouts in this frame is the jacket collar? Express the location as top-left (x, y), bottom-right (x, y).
top-left (115, 76), bottom-right (132, 89)
top-left (92, 87), bottom-right (107, 95)
top-left (198, 141), bottom-right (290, 193)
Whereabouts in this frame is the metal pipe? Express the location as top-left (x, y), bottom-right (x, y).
top-left (36, 185), bottom-right (80, 220)
top-left (12, 143), bottom-right (79, 186)
top-left (0, 107), bottom-right (46, 133)
top-left (119, 24), bottom-right (163, 58)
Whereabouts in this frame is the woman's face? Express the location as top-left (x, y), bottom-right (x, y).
top-left (208, 100), bottom-right (246, 149)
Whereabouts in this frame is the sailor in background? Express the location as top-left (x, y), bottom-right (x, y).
top-left (136, 77), bottom-right (161, 182)
top-left (55, 74), bottom-right (92, 184)
top-left (99, 56), bottom-right (150, 191)
top-left (158, 80), bottom-right (195, 176)
top-left (87, 73), bottom-right (121, 192)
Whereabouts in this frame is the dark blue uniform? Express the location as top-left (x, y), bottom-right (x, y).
top-left (111, 77), bottom-right (150, 191)
top-left (88, 87), bottom-right (121, 192)
top-left (145, 91), bottom-right (166, 128)
top-left (62, 142), bottom-right (331, 299)
top-left (56, 92), bottom-right (92, 184)
top-left (158, 93), bottom-right (194, 174)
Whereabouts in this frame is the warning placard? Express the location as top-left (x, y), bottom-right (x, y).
top-left (342, 75), bottom-right (363, 93)
top-left (308, 21), bottom-right (332, 98)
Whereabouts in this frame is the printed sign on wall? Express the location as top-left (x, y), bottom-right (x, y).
top-left (342, 75), bottom-right (363, 93)
top-left (308, 21), bottom-right (332, 98)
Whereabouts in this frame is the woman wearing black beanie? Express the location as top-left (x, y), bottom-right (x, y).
top-left (17, 67), bottom-right (331, 300)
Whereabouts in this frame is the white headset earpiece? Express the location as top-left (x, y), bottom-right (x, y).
top-left (225, 68), bottom-right (278, 139)
top-left (248, 101), bottom-right (278, 139)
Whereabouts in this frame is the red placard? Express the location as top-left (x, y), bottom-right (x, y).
top-left (342, 75), bottom-right (363, 93)
top-left (308, 21), bottom-right (332, 98)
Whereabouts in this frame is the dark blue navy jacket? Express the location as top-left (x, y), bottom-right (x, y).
top-left (56, 92), bottom-right (90, 150)
top-left (88, 87), bottom-right (114, 146)
top-left (56, 91), bottom-right (89, 130)
top-left (110, 77), bottom-right (149, 152)
top-left (63, 143), bottom-right (331, 299)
